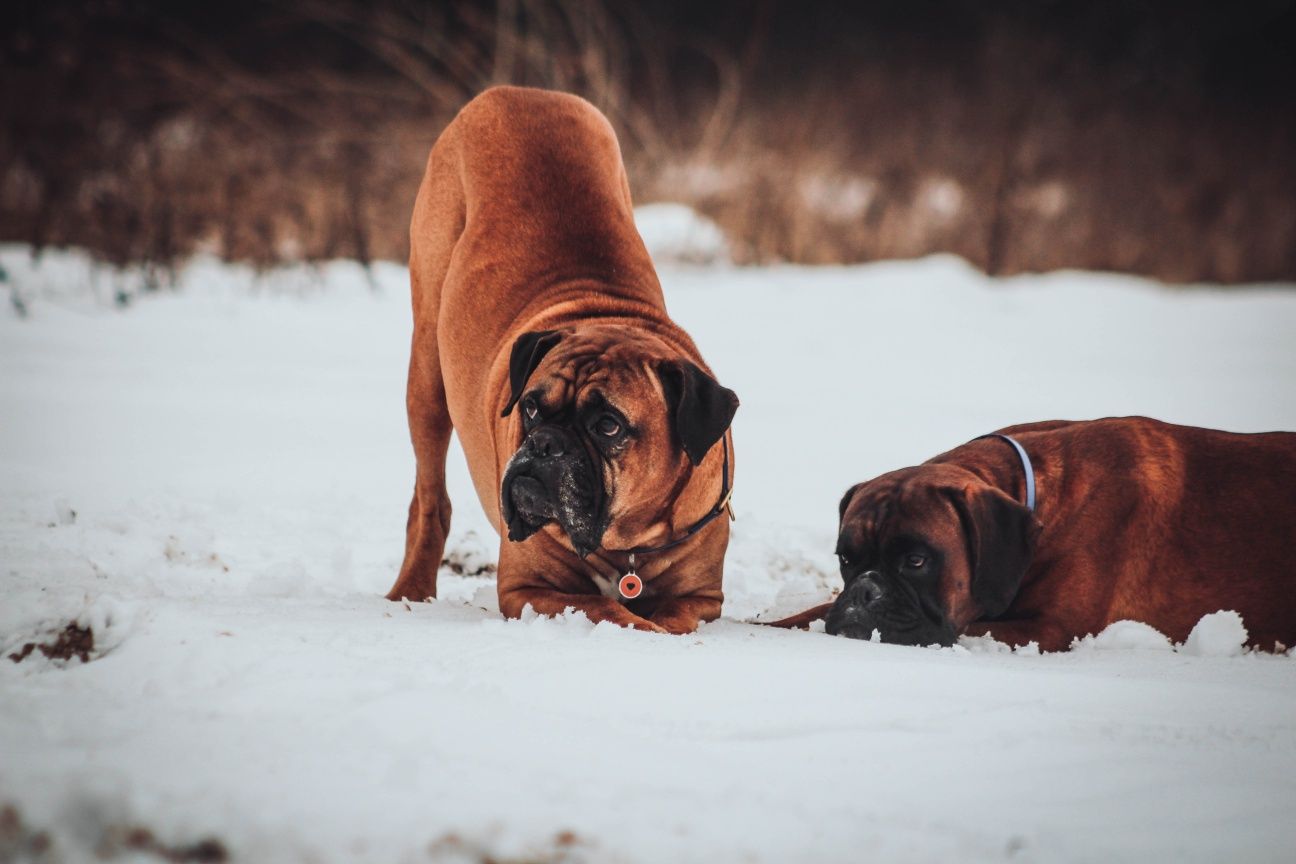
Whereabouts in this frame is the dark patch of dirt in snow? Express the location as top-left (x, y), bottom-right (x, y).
top-left (7, 622), bottom-right (95, 665)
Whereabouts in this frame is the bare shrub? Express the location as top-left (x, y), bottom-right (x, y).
top-left (1, 1), bottom-right (1293, 283)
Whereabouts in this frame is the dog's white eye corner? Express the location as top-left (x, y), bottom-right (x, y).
top-left (523, 399), bottom-right (538, 419)
top-left (905, 554), bottom-right (927, 569)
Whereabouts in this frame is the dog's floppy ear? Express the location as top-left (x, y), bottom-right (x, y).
top-left (838, 483), bottom-right (864, 524)
top-left (949, 484), bottom-right (1039, 618)
top-left (501, 330), bottom-right (562, 417)
top-left (657, 360), bottom-right (739, 465)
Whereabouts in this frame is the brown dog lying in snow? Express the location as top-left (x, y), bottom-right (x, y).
top-left (773, 417), bottom-right (1296, 652)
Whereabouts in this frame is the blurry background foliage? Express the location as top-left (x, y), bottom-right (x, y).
top-left (2, 0), bottom-right (1294, 283)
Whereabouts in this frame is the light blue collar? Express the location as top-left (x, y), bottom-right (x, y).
top-left (976, 433), bottom-right (1036, 512)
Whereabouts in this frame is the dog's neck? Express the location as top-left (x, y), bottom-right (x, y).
top-left (582, 430), bottom-right (733, 580)
top-left (955, 438), bottom-right (1044, 515)
top-left (954, 433), bottom-right (1094, 589)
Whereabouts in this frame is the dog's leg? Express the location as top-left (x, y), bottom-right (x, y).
top-left (649, 594), bottom-right (723, 635)
top-left (386, 319), bottom-right (453, 602)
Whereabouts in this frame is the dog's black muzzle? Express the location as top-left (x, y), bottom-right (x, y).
top-left (500, 424), bottom-right (607, 557)
top-left (825, 570), bottom-right (957, 647)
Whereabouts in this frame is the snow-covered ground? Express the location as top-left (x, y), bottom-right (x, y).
top-left (2, 226), bottom-right (1296, 862)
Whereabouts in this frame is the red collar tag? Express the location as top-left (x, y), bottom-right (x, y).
top-left (618, 554), bottom-right (643, 600)
top-left (618, 572), bottom-right (643, 600)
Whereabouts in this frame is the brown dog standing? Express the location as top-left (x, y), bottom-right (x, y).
top-left (776, 417), bottom-right (1296, 651)
top-left (385, 87), bottom-right (738, 634)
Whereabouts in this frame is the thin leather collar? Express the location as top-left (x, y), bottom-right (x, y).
top-left (975, 433), bottom-right (1036, 512)
top-left (623, 435), bottom-right (733, 562)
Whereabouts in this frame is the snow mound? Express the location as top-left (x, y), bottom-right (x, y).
top-left (633, 203), bottom-right (731, 265)
top-left (959, 634), bottom-right (1040, 655)
top-left (1077, 619), bottom-right (1175, 652)
top-left (968, 615), bottom-right (1252, 657)
top-left (1180, 610), bottom-right (1250, 657)
top-left (958, 634), bottom-right (1015, 654)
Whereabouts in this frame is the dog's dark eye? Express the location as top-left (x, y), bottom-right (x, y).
top-left (838, 553), bottom-right (850, 567)
top-left (904, 554), bottom-right (927, 569)
top-left (523, 398), bottom-right (538, 420)
top-left (595, 415), bottom-right (622, 437)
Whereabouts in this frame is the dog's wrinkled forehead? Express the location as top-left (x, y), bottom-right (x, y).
top-left (533, 340), bottom-right (663, 412)
top-left (840, 469), bottom-right (919, 540)
top-left (841, 488), bottom-right (892, 546)
top-left (840, 468), bottom-right (964, 547)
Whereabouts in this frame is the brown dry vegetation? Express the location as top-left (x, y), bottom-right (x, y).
top-left (2, 0), bottom-right (1294, 282)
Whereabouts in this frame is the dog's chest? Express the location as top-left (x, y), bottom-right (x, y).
top-left (589, 570), bottom-right (623, 601)
top-left (588, 558), bottom-right (667, 604)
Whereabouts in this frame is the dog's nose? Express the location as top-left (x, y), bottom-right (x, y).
top-left (853, 571), bottom-right (885, 606)
top-left (527, 427), bottom-right (567, 458)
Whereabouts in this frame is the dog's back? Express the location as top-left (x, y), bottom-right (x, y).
top-left (998, 417), bottom-right (1296, 647)
top-left (416, 86), bottom-right (660, 339)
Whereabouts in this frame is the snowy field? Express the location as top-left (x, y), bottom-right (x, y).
top-left (2, 217), bottom-right (1296, 862)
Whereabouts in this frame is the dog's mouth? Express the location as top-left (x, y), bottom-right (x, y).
top-left (507, 475), bottom-right (557, 526)
top-left (500, 428), bottom-right (608, 557)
